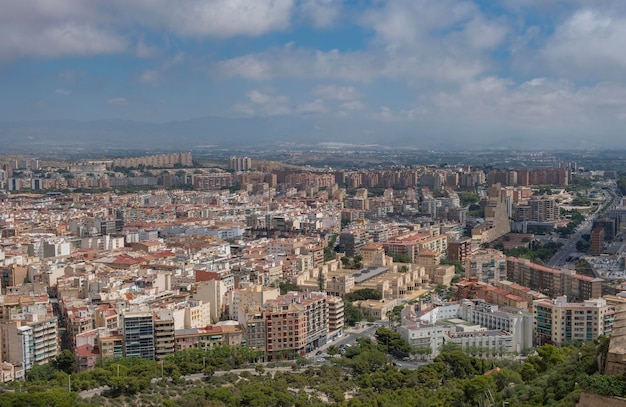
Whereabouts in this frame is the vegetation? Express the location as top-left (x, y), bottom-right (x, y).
top-left (340, 255), bottom-right (362, 270)
top-left (457, 192), bottom-right (479, 207)
top-left (342, 289), bottom-right (382, 326)
top-left (343, 289), bottom-right (382, 302)
top-left (324, 233), bottom-right (338, 262)
top-left (504, 241), bottom-right (563, 264)
top-left (556, 209), bottom-right (585, 237)
top-left (390, 253), bottom-right (411, 264)
top-left (0, 339), bottom-right (615, 407)
top-left (278, 281), bottom-right (301, 295)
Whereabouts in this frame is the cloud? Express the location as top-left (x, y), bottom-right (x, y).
top-left (339, 100), bottom-right (366, 111)
top-left (541, 9), bottom-right (626, 79)
top-left (297, 99), bottom-right (327, 113)
top-left (215, 46), bottom-right (485, 83)
top-left (0, 0), bottom-right (294, 60)
top-left (113, 0), bottom-right (294, 37)
top-left (231, 88), bottom-right (291, 117)
top-left (313, 84), bottom-right (360, 101)
top-left (55, 89), bottom-right (71, 95)
top-left (138, 52), bottom-right (184, 84)
top-left (361, 0), bottom-right (477, 48)
top-left (135, 39), bottom-right (158, 58)
top-left (107, 97), bottom-right (129, 105)
top-left (247, 89), bottom-right (288, 104)
top-left (0, 23), bottom-right (127, 59)
top-left (299, 0), bottom-right (340, 28)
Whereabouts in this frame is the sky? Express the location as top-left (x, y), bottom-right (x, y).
top-left (2, 0), bottom-right (626, 148)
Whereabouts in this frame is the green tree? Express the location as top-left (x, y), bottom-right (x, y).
top-left (53, 349), bottom-right (76, 374)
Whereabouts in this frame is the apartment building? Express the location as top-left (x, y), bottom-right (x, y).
top-left (534, 296), bottom-right (614, 346)
top-left (327, 295), bottom-right (344, 340)
top-left (398, 323), bottom-right (455, 356)
top-left (227, 284), bottom-right (280, 321)
top-left (465, 249), bottom-right (507, 282)
top-left (265, 302), bottom-right (307, 360)
top-left (0, 315), bottom-right (59, 377)
top-left (459, 299), bottom-right (533, 354)
top-left (122, 310), bottom-right (155, 360)
top-left (276, 291), bottom-right (329, 353)
top-left (99, 333), bottom-right (124, 360)
top-left (506, 257), bottom-right (603, 301)
top-left (154, 310), bottom-right (175, 361)
top-left (444, 330), bottom-right (515, 357)
top-left (447, 237), bottom-right (472, 263)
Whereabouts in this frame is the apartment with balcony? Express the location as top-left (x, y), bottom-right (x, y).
top-left (533, 296), bottom-right (613, 346)
top-left (122, 310), bottom-right (155, 360)
top-left (506, 257), bottom-right (603, 301)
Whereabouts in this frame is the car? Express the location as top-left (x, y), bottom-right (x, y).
top-left (315, 350), bottom-right (323, 355)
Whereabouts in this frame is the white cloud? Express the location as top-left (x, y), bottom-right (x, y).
top-left (299, 0), bottom-right (340, 28)
top-left (55, 89), bottom-right (71, 95)
top-left (313, 85), bottom-right (360, 101)
top-left (215, 46), bottom-right (484, 83)
top-left (541, 9), bottom-right (626, 78)
top-left (232, 88), bottom-right (291, 117)
top-left (297, 99), bottom-right (327, 113)
top-left (0, 0), bottom-right (294, 60)
top-left (461, 16), bottom-right (508, 50)
top-left (247, 89), bottom-right (288, 104)
top-left (113, 0), bottom-right (294, 37)
top-left (107, 97), bottom-right (129, 105)
top-left (361, 0), bottom-right (477, 49)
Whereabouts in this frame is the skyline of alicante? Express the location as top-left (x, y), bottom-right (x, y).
top-left (3, 1), bottom-right (626, 149)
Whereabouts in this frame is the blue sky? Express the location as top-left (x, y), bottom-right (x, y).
top-left (2, 0), bottom-right (626, 148)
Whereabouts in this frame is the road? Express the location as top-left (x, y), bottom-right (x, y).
top-left (548, 187), bottom-right (615, 268)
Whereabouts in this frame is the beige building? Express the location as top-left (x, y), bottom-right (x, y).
top-left (228, 284), bottom-right (280, 321)
top-left (327, 295), bottom-right (344, 339)
top-left (154, 310), bottom-right (175, 360)
top-left (534, 296), bottom-right (614, 346)
top-left (354, 298), bottom-right (400, 321)
top-left (195, 279), bottom-right (227, 323)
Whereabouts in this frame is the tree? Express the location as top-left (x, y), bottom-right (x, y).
top-left (279, 281), bottom-right (301, 295)
top-left (53, 349), bottom-right (76, 374)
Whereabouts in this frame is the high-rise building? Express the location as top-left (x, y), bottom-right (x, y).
top-left (0, 316), bottom-right (59, 377)
top-left (122, 311), bottom-right (155, 360)
top-left (591, 227), bottom-right (604, 256)
top-left (153, 310), bottom-right (175, 361)
top-left (229, 156), bottom-right (252, 172)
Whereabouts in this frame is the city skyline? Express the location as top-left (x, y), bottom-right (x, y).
top-left (2, 1), bottom-right (626, 148)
